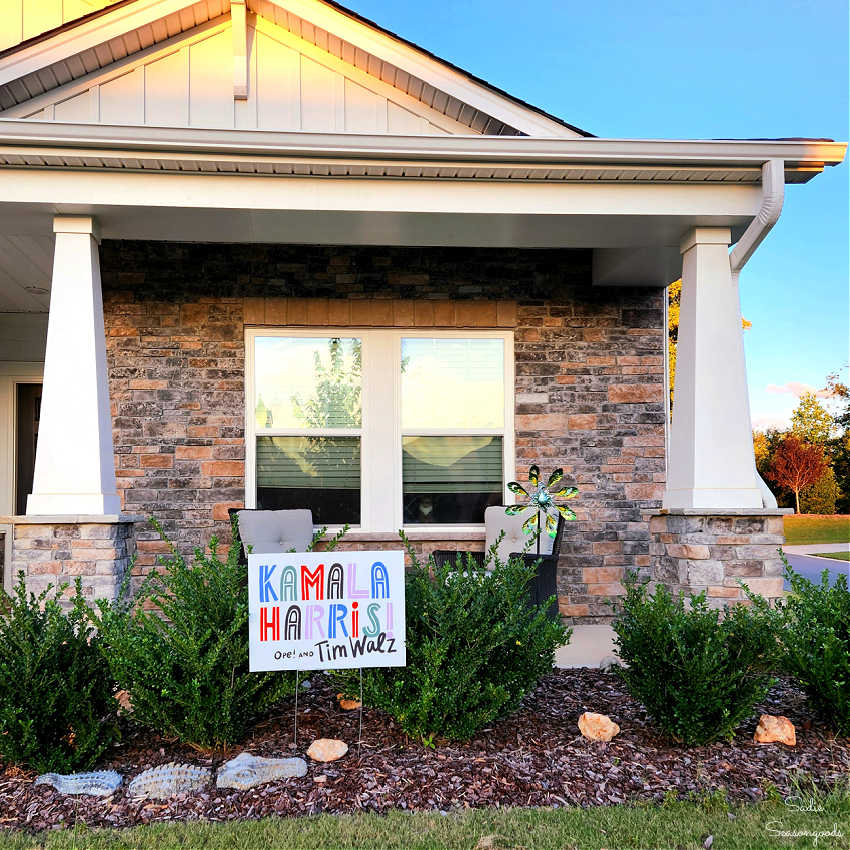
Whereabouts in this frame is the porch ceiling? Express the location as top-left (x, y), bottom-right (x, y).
top-left (0, 124), bottom-right (844, 311)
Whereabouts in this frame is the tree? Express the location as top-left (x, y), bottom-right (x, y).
top-left (791, 391), bottom-right (833, 444)
top-left (766, 435), bottom-right (828, 514)
top-left (668, 279), bottom-right (750, 412)
top-left (800, 468), bottom-right (840, 515)
top-left (826, 368), bottom-right (850, 431)
top-left (825, 368), bottom-right (850, 512)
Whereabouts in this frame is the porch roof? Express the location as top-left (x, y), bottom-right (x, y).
top-left (0, 120), bottom-right (844, 183)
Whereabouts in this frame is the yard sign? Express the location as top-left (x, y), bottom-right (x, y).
top-left (248, 550), bottom-right (406, 672)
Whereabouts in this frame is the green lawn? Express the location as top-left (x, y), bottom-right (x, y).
top-left (784, 514), bottom-right (850, 545)
top-left (814, 551), bottom-right (850, 561)
top-left (1, 791), bottom-right (848, 850)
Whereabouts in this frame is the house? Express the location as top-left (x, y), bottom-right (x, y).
top-left (0, 0), bottom-right (845, 628)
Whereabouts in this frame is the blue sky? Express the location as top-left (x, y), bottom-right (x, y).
top-left (351, 0), bottom-right (848, 429)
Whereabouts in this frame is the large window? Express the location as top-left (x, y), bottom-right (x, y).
top-left (246, 329), bottom-right (513, 529)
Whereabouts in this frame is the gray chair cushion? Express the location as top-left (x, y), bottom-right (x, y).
top-left (236, 509), bottom-right (313, 555)
top-left (485, 505), bottom-right (553, 565)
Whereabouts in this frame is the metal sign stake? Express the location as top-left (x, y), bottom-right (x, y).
top-left (358, 667), bottom-right (364, 756)
top-left (293, 669), bottom-right (299, 750)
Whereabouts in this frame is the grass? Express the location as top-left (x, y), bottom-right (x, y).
top-left (784, 514), bottom-right (850, 545)
top-left (1, 786), bottom-right (848, 850)
top-left (814, 551), bottom-right (850, 561)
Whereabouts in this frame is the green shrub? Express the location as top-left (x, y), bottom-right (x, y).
top-left (612, 577), bottom-right (777, 745)
top-left (95, 518), bottom-right (304, 749)
top-left (778, 554), bottom-right (850, 735)
top-left (0, 576), bottom-right (118, 772)
top-left (335, 534), bottom-right (569, 743)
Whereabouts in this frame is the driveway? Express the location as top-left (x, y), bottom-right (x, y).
top-left (782, 543), bottom-right (849, 588)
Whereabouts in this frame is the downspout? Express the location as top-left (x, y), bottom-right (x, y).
top-left (729, 158), bottom-right (785, 508)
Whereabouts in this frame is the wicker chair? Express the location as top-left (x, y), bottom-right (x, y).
top-left (228, 507), bottom-right (313, 565)
top-left (433, 506), bottom-right (564, 619)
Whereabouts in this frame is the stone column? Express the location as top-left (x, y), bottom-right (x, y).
top-left (663, 227), bottom-right (762, 510)
top-left (650, 511), bottom-right (787, 606)
top-left (2, 517), bottom-right (137, 604)
top-left (27, 216), bottom-right (120, 516)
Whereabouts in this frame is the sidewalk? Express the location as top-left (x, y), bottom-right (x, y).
top-left (783, 543), bottom-right (849, 556)
top-left (555, 625), bottom-right (618, 669)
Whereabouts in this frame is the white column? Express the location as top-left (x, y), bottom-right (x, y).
top-left (27, 216), bottom-right (120, 515)
top-left (663, 227), bottom-right (762, 510)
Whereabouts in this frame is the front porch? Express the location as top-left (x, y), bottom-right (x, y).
top-left (0, 131), bottom-right (831, 624)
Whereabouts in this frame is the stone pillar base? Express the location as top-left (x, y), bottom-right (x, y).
top-left (649, 509), bottom-right (791, 606)
top-left (0, 515), bottom-right (140, 604)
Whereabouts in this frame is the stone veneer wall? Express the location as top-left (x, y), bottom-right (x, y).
top-left (7, 520), bottom-right (135, 602)
top-left (100, 242), bottom-right (666, 623)
top-left (649, 513), bottom-right (786, 604)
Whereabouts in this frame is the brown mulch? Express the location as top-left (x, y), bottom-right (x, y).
top-left (1, 669), bottom-right (848, 831)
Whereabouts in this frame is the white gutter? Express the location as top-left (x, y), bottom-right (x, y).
top-left (0, 120), bottom-right (845, 173)
top-left (730, 159), bottom-right (785, 271)
top-left (729, 159), bottom-right (786, 509)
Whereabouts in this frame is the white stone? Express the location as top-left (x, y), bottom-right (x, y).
top-left (216, 752), bottom-right (307, 790)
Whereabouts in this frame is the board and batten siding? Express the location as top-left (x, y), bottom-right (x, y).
top-left (0, 0), bottom-right (116, 51)
top-left (18, 16), bottom-right (469, 134)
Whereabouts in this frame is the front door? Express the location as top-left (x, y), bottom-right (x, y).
top-left (15, 383), bottom-right (41, 516)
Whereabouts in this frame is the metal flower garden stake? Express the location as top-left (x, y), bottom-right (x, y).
top-left (506, 466), bottom-right (578, 554)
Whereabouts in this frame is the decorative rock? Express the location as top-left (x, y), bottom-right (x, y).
top-left (35, 771), bottom-right (122, 797)
top-left (753, 714), bottom-right (796, 746)
top-left (337, 693), bottom-right (362, 710)
top-left (306, 738), bottom-right (348, 762)
top-left (578, 712), bottom-right (620, 742)
top-left (127, 762), bottom-right (211, 799)
top-left (216, 752), bottom-right (307, 790)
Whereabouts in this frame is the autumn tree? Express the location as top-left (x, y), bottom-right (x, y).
top-left (791, 391), bottom-right (833, 444)
top-left (766, 435), bottom-right (828, 514)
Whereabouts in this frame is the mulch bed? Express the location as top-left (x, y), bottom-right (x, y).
top-left (1, 669), bottom-right (848, 831)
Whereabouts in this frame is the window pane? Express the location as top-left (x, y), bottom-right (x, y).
top-left (256, 436), bottom-right (360, 525)
top-left (401, 338), bottom-right (504, 429)
top-left (254, 337), bottom-right (361, 429)
top-left (402, 436), bottom-right (503, 524)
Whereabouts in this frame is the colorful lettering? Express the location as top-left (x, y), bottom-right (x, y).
top-left (279, 566), bottom-right (297, 601)
top-left (260, 606), bottom-right (279, 641)
top-left (371, 561), bottom-right (390, 598)
top-left (301, 564), bottom-right (324, 600)
top-left (259, 564), bottom-right (278, 603)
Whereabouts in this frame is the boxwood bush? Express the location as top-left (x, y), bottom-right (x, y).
top-left (96, 518), bottom-right (301, 749)
top-left (0, 577), bottom-right (118, 773)
top-left (777, 555), bottom-right (850, 735)
top-left (335, 533), bottom-right (569, 743)
top-left (612, 576), bottom-right (777, 745)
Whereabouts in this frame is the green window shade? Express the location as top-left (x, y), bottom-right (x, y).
top-left (402, 436), bottom-right (503, 524)
top-left (257, 436), bottom-right (360, 490)
top-left (256, 436), bottom-right (360, 525)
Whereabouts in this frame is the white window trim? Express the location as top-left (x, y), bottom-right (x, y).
top-left (245, 327), bottom-right (515, 533)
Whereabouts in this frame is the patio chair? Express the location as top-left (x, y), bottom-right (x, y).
top-left (432, 506), bottom-right (564, 619)
top-left (228, 507), bottom-right (314, 565)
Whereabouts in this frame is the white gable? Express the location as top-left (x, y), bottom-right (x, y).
top-left (8, 15), bottom-right (481, 134)
top-left (0, 0), bottom-right (587, 137)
